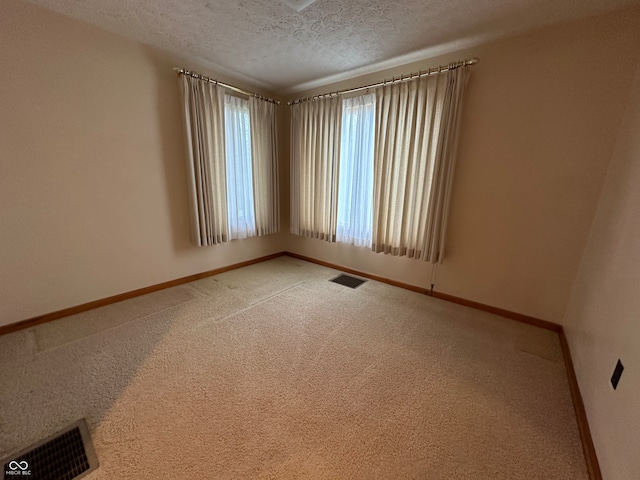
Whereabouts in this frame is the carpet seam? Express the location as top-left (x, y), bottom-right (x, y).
top-left (200, 281), bottom-right (309, 326)
top-left (33, 295), bottom-right (203, 355)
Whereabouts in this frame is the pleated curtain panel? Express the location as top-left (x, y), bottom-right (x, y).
top-left (178, 74), bottom-right (228, 246)
top-left (373, 66), bottom-right (469, 263)
top-left (290, 95), bottom-right (342, 241)
top-left (249, 97), bottom-right (280, 237)
top-left (178, 73), bottom-right (279, 246)
top-left (289, 66), bottom-right (470, 263)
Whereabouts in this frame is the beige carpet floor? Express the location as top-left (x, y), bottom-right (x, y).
top-left (0, 256), bottom-right (587, 479)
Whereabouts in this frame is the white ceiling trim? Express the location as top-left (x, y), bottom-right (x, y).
top-left (283, 32), bottom-right (490, 95)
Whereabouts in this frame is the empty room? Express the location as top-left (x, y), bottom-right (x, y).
top-left (1, 0), bottom-right (639, 478)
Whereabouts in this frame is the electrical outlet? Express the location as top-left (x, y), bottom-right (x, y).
top-left (611, 359), bottom-right (624, 390)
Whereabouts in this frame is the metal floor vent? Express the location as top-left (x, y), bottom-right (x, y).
top-left (2, 419), bottom-right (98, 480)
top-left (330, 274), bottom-right (367, 289)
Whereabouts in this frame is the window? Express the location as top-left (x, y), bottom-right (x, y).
top-left (290, 66), bottom-right (469, 263)
top-left (178, 74), bottom-right (279, 246)
top-left (336, 93), bottom-right (376, 247)
top-left (224, 94), bottom-right (256, 239)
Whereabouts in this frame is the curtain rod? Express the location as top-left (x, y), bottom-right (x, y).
top-left (174, 68), bottom-right (281, 105)
top-left (287, 57), bottom-right (479, 106)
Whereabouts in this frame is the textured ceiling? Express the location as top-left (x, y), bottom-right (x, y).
top-left (23, 0), bottom-right (640, 93)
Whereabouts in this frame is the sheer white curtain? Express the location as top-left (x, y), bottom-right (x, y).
top-left (290, 96), bottom-right (342, 241)
top-left (249, 97), bottom-right (279, 236)
top-left (224, 94), bottom-right (256, 240)
top-left (177, 74), bottom-right (228, 246)
top-left (336, 93), bottom-right (376, 247)
top-left (372, 66), bottom-right (469, 263)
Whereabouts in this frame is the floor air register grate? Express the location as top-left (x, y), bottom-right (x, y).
top-left (330, 274), bottom-right (367, 289)
top-left (2, 419), bottom-right (98, 480)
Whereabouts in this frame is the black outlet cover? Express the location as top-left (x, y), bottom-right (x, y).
top-left (611, 359), bottom-right (624, 390)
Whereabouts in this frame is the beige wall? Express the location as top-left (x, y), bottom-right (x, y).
top-left (0, 0), bottom-right (285, 327)
top-left (285, 7), bottom-right (640, 323)
top-left (563, 56), bottom-right (640, 480)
